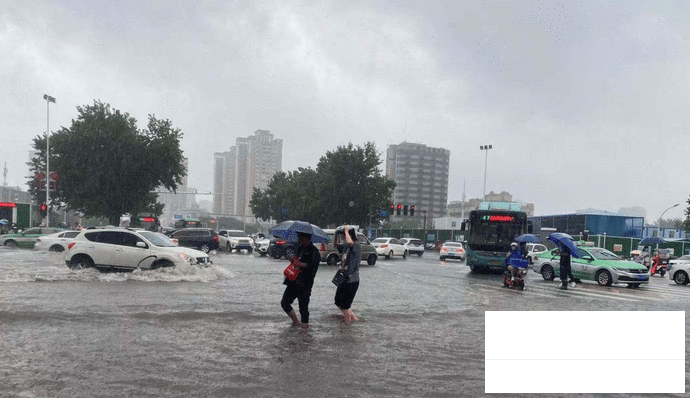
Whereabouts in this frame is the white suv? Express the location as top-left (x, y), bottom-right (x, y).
top-left (218, 229), bottom-right (253, 253)
top-left (65, 227), bottom-right (211, 272)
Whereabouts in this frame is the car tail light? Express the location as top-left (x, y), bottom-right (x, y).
top-left (456, 248), bottom-right (464, 253)
top-left (213, 236), bottom-right (219, 243)
top-left (67, 242), bottom-right (76, 250)
top-left (172, 239), bottom-right (179, 245)
top-left (381, 244), bottom-right (388, 248)
top-left (320, 243), bottom-right (326, 252)
top-left (441, 247), bottom-right (447, 252)
top-left (277, 239), bottom-right (286, 245)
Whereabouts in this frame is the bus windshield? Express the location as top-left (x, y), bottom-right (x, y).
top-left (466, 211), bottom-right (527, 252)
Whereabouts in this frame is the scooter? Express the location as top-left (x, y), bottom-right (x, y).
top-left (650, 256), bottom-right (667, 277)
top-left (502, 258), bottom-right (528, 290)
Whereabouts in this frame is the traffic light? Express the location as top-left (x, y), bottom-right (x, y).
top-left (396, 204), bottom-right (402, 216)
top-left (403, 205), bottom-right (408, 216)
top-left (40, 203), bottom-right (47, 217)
top-left (410, 205), bottom-right (415, 216)
top-left (390, 203), bottom-right (395, 214)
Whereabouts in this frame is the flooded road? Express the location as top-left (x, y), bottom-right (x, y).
top-left (0, 248), bottom-right (688, 397)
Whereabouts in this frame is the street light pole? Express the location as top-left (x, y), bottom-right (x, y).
top-left (43, 94), bottom-right (56, 227)
top-left (480, 144), bottom-right (492, 201)
top-left (657, 203), bottom-right (680, 240)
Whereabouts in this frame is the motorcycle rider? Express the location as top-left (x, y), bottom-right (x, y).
top-left (506, 242), bottom-right (526, 281)
top-left (639, 246), bottom-right (651, 270)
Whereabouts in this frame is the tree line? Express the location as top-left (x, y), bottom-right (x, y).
top-left (249, 142), bottom-right (396, 228)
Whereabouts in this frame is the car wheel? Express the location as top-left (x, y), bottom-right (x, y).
top-left (259, 251), bottom-right (267, 257)
top-left (541, 265), bottom-right (555, 281)
top-left (226, 242), bottom-right (232, 252)
top-left (367, 254), bottom-right (377, 265)
top-left (327, 253), bottom-right (340, 266)
top-left (4, 240), bottom-right (17, 248)
top-left (285, 247), bottom-right (296, 259)
top-left (385, 250), bottom-right (392, 259)
top-left (247, 248), bottom-right (252, 254)
top-left (673, 271), bottom-right (689, 285)
top-left (49, 245), bottom-right (64, 252)
top-left (595, 269), bottom-right (613, 286)
top-left (151, 260), bottom-right (174, 270)
top-left (69, 255), bottom-right (93, 270)
top-left (417, 251), bottom-right (423, 257)
top-left (469, 265), bottom-right (477, 272)
top-left (440, 256), bottom-right (445, 261)
top-left (402, 250), bottom-right (408, 259)
top-left (200, 244), bottom-right (211, 253)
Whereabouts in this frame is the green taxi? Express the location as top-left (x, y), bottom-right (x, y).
top-left (0, 227), bottom-right (65, 249)
top-left (531, 245), bottom-right (649, 287)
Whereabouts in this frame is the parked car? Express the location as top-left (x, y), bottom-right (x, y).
top-left (0, 227), bottom-right (65, 249)
top-left (34, 230), bottom-right (81, 252)
top-left (399, 238), bottom-right (425, 257)
top-left (439, 241), bottom-right (465, 261)
top-left (170, 228), bottom-right (220, 253)
top-left (268, 237), bottom-right (298, 259)
top-left (371, 237), bottom-right (408, 259)
top-left (525, 243), bottom-right (548, 264)
top-left (65, 227), bottom-right (210, 272)
top-left (218, 229), bottom-right (253, 253)
top-left (531, 245), bottom-right (649, 287)
top-left (667, 255), bottom-right (690, 285)
top-left (319, 228), bottom-right (378, 266)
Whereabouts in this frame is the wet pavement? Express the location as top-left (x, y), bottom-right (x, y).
top-left (0, 247), bottom-right (688, 397)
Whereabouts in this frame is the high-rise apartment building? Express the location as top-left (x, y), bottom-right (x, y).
top-left (213, 130), bottom-right (282, 218)
top-left (386, 142), bottom-right (450, 219)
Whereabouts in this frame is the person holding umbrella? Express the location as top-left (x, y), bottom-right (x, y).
top-left (558, 243), bottom-right (574, 290)
top-left (280, 232), bottom-right (321, 327)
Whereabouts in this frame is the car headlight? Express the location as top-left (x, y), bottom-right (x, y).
top-left (178, 252), bottom-right (196, 264)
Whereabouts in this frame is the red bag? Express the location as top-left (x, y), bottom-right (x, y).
top-left (283, 261), bottom-right (300, 281)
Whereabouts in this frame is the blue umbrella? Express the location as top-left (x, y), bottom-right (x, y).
top-left (515, 234), bottom-right (540, 243)
top-left (640, 236), bottom-right (666, 246)
top-left (268, 220), bottom-right (330, 244)
top-left (548, 232), bottom-right (581, 258)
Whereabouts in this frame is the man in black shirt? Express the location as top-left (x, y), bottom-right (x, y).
top-left (280, 232), bottom-right (321, 327)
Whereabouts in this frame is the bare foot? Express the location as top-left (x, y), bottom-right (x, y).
top-left (342, 310), bottom-right (351, 324)
top-left (349, 311), bottom-right (360, 322)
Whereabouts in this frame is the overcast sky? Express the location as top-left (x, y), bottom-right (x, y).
top-left (2, 0), bottom-right (688, 220)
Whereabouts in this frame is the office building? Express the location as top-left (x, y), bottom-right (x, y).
top-left (213, 130), bottom-right (282, 218)
top-left (386, 142), bottom-right (450, 219)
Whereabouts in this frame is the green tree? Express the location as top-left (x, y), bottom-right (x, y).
top-left (683, 196), bottom-right (690, 234)
top-left (250, 142), bottom-right (396, 228)
top-left (315, 142), bottom-right (396, 227)
top-left (28, 100), bottom-right (186, 225)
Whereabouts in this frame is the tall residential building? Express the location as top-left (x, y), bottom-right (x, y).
top-left (213, 130), bottom-right (282, 218)
top-left (386, 142), bottom-right (450, 219)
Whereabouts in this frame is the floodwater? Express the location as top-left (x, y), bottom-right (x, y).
top-left (0, 248), bottom-right (688, 397)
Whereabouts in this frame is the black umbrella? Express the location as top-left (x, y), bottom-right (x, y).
top-left (640, 236), bottom-right (666, 246)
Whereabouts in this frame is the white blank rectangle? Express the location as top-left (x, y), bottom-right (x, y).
top-left (485, 311), bottom-right (685, 394)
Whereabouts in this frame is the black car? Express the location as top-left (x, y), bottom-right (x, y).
top-left (268, 237), bottom-right (298, 259)
top-left (170, 228), bottom-right (219, 253)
